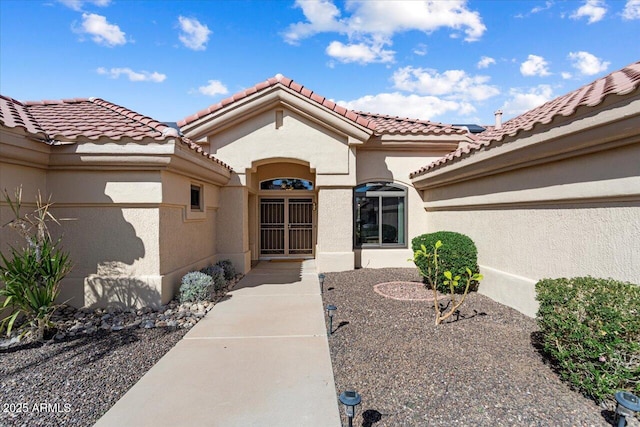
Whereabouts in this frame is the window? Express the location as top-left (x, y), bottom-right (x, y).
top-left (190, 185), bottom-right (202, 210)
top-left (354, 182), bottom-right (406, 247)
top-left (260, 178), bottom-right (314, 191)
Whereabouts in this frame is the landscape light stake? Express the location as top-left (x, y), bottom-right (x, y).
top-left (319, 273), bottom-right (325, 294)
top-left (615, 391), bottom-right (640, 427)
top-left (339, 390), bottom-right (361, 427)
top-left (326, 304), bottom-right (337, 336)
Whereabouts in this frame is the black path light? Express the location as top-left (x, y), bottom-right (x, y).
top-left (326, 304), bottom-right (337, 336)
top-left (339, 390), bottom-right (362, 427)
top-left (615, 391), bottom-right (640, 427)
top-left (318, 273), bottom-right (325, 294)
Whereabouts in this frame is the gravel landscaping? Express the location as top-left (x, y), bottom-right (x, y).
top-left (0, 278), bottom-right (239, 427)
top-left (322, 268), bottom-right (636, 427)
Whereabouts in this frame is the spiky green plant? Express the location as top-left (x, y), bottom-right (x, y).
top-left (0, 187), bottom-right (72, 341)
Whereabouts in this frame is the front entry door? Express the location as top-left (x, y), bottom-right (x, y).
top-left (260, 197), bottom-right (314, 257)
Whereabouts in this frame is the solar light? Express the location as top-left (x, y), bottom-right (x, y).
top-left (326, 304), bottom-right (337, 336)
top-left (318, 273), bottom-right (325, 294)
top-left (615, 391), bottom-right (640, 427)
top-left (339, 390), bottom-right (361, 427)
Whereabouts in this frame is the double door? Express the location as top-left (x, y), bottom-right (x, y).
top-left (259, 197), bottom-right (314, 257)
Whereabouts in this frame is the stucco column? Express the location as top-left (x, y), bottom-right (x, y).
top-left (216, 185), bottom-right (251, 274)
top-left (315, 187), bottom-right (354, 272)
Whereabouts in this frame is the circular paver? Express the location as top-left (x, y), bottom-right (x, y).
top-left (373, 281), bottom-right (446, 301)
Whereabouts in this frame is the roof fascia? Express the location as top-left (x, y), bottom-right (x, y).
top-left (412, 95), bottom-right (640, 190)
top-left (46, 137), bottom-right (231, 186)
top-left (361, 133), bottom-right (466, 152)
top-left (0, 127), bottom-right (52, 169)
top-left (182, 85), bottom-right (373, 144)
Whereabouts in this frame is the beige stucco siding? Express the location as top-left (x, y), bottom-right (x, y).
top-left (423, 142), bottom-right (640, 317)
top-left (211, 109), bottom-right (351, 177)
top-left (316, 188), bottom-right (353, 272)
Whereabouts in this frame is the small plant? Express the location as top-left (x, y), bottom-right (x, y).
top-left (0, 187), bottom-right (72, 341)
top-left (536, 277), bottom-right (640, 403)
top-left (411, 231), bottom-right (479, 293)
top-left (411, 240), bottom-right (482, 325)
top-left (179, 271), bottom-right (214, 303)
top-left (216, 259), bottom-right (236, 281)
top-left (200, 264), bottom-right (226, 292)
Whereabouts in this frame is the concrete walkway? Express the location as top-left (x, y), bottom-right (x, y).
top-left (95, 260), bottom-right (341, 427)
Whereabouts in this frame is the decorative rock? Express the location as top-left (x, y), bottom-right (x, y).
top-left (141, 320), bottom-right (155, 329)
top-left (111, 325), bottom-right (124, 331)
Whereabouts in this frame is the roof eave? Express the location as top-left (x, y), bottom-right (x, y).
top-left (412, 95), bottom-right (640, 190)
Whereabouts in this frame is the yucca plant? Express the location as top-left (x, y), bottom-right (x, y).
top-left (0, 187), bottom-right (72, 341)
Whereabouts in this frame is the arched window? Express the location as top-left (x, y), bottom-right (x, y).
top-left (260, 178), bottom-right (314, 191)
top-left (354, 182), bottom-right (407, 247)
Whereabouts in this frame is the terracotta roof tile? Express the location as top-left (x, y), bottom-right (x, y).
top-left (411, 60), bottom-right (640, 178)
top-left (0, 95), bottom-right (46, 136)
top-left (356, 112), bottom-right (468, 136)
top-left (0, 95), bottom-right (232, 171)
top-left (178, 74), bottom-right (377, 131)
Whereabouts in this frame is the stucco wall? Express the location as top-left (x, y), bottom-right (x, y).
top-left (211, 108), bottom-right (351, 177)
top-left (158, 170), bottom-right (221, 303)
top-left (423, 142), bottom-right (640, 317)
top-left (316, 187), bottom-right (354, 272)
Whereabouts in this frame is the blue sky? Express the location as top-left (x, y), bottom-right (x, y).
top-left (1, 0), bottom-right (639, 125)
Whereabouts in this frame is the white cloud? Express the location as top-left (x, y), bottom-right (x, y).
top-left (622, 0), bottom-right (640, 19)
top-left (571, 0), bottom-right (607, 23)
top-left (326, 40), bottom-right (395, 63)
top-left (531, 1), bottom-right (554, 14)
top-left (477, 56), bottom-right (496, 69)
top-left (338, 92), bottom-right (475, 120)
top-left (561, 72), bottom-right (573, 79)
top-left (284, 0), bottom-right (486, 64)
top-left (78, 13), bottom-right (126, 46)
top-left (58, 0), bottom-right (111, 11)
top-left (520, 54), bottom-right (551, 77)
top-left (197, 80), bottom-right (229, 96)
top-left (392, 66), bottom-right (499, 101)
top-left (178, 16), bottom-right (211, 51)
top-left (501, 85), bottom-right (554, 115)
top-left (96, 67), bottom-right (166, 82)
top-left (413, 43), bottom-right (428, 56)
top-left (568, 51), bottom-right (610, 75)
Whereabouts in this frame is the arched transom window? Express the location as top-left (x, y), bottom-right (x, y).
top-left (260, 178), bottom-right (314, 191)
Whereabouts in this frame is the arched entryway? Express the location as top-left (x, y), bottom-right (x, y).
top-left (248, 160), bottom-right (317, 260)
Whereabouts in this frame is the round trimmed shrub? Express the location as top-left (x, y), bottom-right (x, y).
top-left (411, 231), bottom-right (479, 293)
top-left (200, 265), bottom-right (226, 292)
top-left (536, 277), bottom-right (640, 403)
top-left (216, 259), bottom-right (236, 281)
top-left (179, 271), bottom-right (214, 303)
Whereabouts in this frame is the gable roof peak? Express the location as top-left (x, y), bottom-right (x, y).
top-left (178, 74), bottom-right (376, 131)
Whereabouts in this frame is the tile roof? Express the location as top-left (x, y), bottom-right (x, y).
top-left (411, 60), bottom-right (640, 178)
top-left (24, 97), bottom-right (175, 141)
top-left (178, 74), bottom-right (377, 131)
top-left (0, 95), bottom-right (46, 136)
top-left (356, 111), bottom-right (468, 136)
top-left (0, 95), bottom-right (231, 170)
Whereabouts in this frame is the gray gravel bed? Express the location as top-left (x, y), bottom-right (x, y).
top-left (0, 327), bottom-right (186, 427)
top-left (322, 268), bottom-right (632, 427)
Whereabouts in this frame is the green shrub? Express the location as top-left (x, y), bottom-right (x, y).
top-left (179, 271), bottom-right (214, 303)
top-left (200, 264), bottom-right (226, 292)
top-left (411, 231), bottom-right (479, 293)
top-left (216, 259), bottom-right (236, 281)
top-left (536, 277), bottom-right (640, 403)
top-left (0, 187), bottom-right (72, 341)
